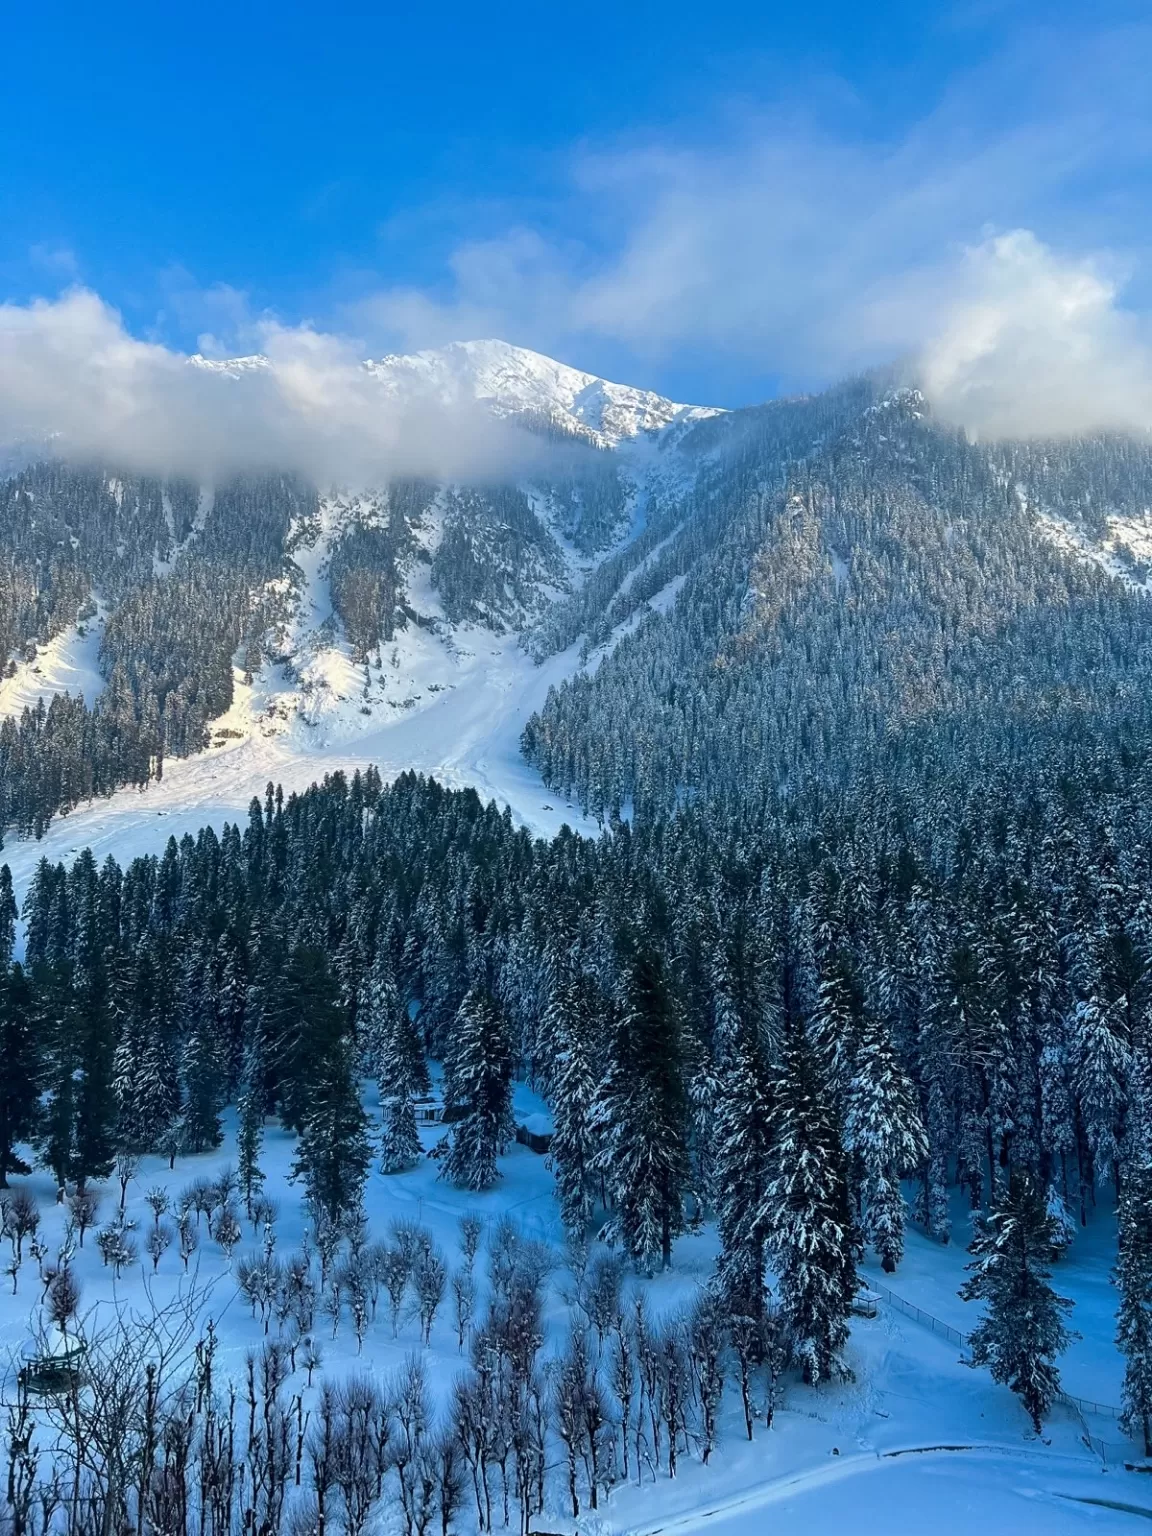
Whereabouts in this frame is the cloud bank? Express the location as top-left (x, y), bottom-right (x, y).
top-left (0, 289), bottom-right (549, 485)
top-left (349, 23), bottom-right (1152, 438)
top-left (6, 24), bottom-right (1152, 458)
top-left (921, 232), bottom-right (1152, 439)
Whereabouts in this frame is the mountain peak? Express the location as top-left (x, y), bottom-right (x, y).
top-left (191, 339), bottom-right (721, 451)
top-left (364, 338), bottom-right (722, 447)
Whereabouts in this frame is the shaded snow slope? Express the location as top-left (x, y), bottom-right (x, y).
top-left (0, 598), bottom-right (107, 718)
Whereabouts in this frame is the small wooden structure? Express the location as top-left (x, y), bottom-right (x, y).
top-left (18, 1331), bottom-right (87, 1394)
top-left (412, 1094), bottom-right (446, 1125)
top-left (514, 1116), bottom-right (553, 1155)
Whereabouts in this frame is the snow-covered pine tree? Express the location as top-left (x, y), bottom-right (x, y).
top-left (236, 1036), bottom-right (266, 1213)
top-left (442, 987), bottom-right (513, 1191)
top-left (367, 952), bottom-right (428, 1173)
top-left (960, 1169), bottom-right (1075, 1433)
top-left (291, 1029), bottom-right (372, 1224)
top-left (1074, 995), bottom-right (1130, 1196)
top-left (544, 962), bottom-right (604, 1238)
top-left (593, 949), bottom-right (690, 1273)
top-left (178, 941), bottom-right (225, 1154)
top-left (0, 963), bottom-right (37, 1186)
top-left (760, 1018), bottom-right (857, 1385)
top-left (844, 1010), bottom-right (928, 1272)
top-left (711, 983), bottom-right (773, 1314)
top-left (1116, 1159), bottom-right (1152, 1456)
top-left (0, 865), bottom-right (15, 969)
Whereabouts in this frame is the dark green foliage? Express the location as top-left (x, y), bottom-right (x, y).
top-left (0, 964), bottom-right (38, 1186)
top-left (961, 1170), bottom-right (1075, 1432)
top-left (442, 987), bottom-right (513, 1191)
top-left (594, 950), bottom-right (690, 1272)
top-left (762, 1022), bottom-right (857, 1384)
top-left (1116, 1160), bottom-right (1152, 1455)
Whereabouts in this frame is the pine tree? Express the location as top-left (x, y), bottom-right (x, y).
top-left (711, 988), bottom-right (773, 1314)
top-left (291, 1030), bottom-right (372, 1224)
top-left (1074, 996), bottom-right (1129, 1193)
top-left (368, 953), bottom-right (428, 1174)
top-left (0, 963), bottom-right (38, 1186)
top-left (593, 950), bottom-right (690, 1272)
top-left (442, 987), bottom-right (513, 1191)
top-left (0, 866), bottom-right (15, 969)
top-left (179, 943), bottom-right (225, 1154)
top-left (844, 1011), bottom-right (928, 1272)
top-left (760, 1020), bottom-right (857, 1385)
top-left (545, 967), bottom-right (603, 1238)
top-left (1116, 1159), bottom-right (1152, 1456)
top-left (35, 969), bottom-right (79, 1191)
top-left (236, 1038), bottom-right (266, 1214)
top-left (960, 1169), bottom-right (1075, 1432)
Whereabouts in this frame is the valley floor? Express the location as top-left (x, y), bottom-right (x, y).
top-left (0, 1086), bottom-right (1143, 1535)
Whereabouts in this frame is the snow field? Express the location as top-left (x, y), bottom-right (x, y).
top-left (1, 1079), bottom-right (1144, 1535)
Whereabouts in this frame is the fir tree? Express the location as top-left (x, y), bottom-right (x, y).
top-left (711, 987), bottom-right (774, 1313)
top-left (0, 963), bottom-right (38, 1186)
top-left (0, 866), bottom-right (15, 969)
top-left (179, 944), bottom-right (225, 1154)
top-left (442, 987), bottom-right (513, 1191)
top-left (1116, 1159), bottom-right (1152, 1456)
top-left (844, 1010), bottom-right (928, 1272)
top-left (291, 1030), bottom-right (372, 1224)
top-left (760, 1020), bottom-right (857, 1385)
top-left (960, 1169), bottom-right (1075, 1433)
top-left (545, 966), bottom-right (603, 1238)
top-left (35, 970), bottom-right (79, 1191)
top-left (369, 953), bottom-right (428, 1174)
top-left (236, 1038), bottom-right (266, 1214)
top-left (593, 950), bottom-right (690, 1272)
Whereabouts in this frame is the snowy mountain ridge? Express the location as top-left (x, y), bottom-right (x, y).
top-left (192, 337), bottom-right (723, 451)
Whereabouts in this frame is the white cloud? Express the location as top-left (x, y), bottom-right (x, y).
top-left (921, 231), bottom-right (1152, 438)
top-left (0, 289), bottom-right (549, 485)
top-left (343, 22), bottom-right (1152, 433)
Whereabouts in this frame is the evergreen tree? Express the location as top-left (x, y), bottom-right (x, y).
top-left (593, 950), bottom-right (690, 1272)
top-left (760, 1021), bottom-right (857, 1385)
top-left (1116, 1159), bottom-right (1152, 1456)
top-left (960, 1169), bottom-right (1075, 1433)
top-left (179, 943), bottom-right (225, 1153)
top-left (442, 987), bottom-right (513, 1191)
top-left (1074, 997), bottom-right (1130, 1193)
top-left (35, 970), bottom-right (79, 1191)
top-left (545, 966), bottom-right (603, 1238)
top-left (711, 987), bottom-right (774, 1313)
top-left (844, 1011), bottom-right (928, 1272)
top-left (291, 1030), bottom-right (372, 1223)
top-left (0, 866), bottom-right (15, 969)
top-left (0, 963), bottom-right (38, 1186)
top-left (236, 1037), bottom-right (266, 1213)
top-left (368, 953), bottom-right (428, 1173)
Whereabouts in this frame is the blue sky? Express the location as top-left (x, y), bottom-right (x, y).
top-left (3, 0), bottom-right (1152, 410)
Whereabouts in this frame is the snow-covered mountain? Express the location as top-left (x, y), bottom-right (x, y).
top-left (1, 342), bottom-right (727, 861)
top-left (192, 338), bottom-right (721, 450)
top-left (362, 339), bottom-right (720, 447)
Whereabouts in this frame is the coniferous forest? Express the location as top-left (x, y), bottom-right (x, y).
top-left (5, 377), bottom-right (1152, 1528)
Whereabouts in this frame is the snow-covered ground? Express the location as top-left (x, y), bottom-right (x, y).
top-left (0, 618), bottom-right (595, 925)
top-left (0, 600), bottom-right (107, 719)
top-left (0, 1094), bottom-right (1142, 1534)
